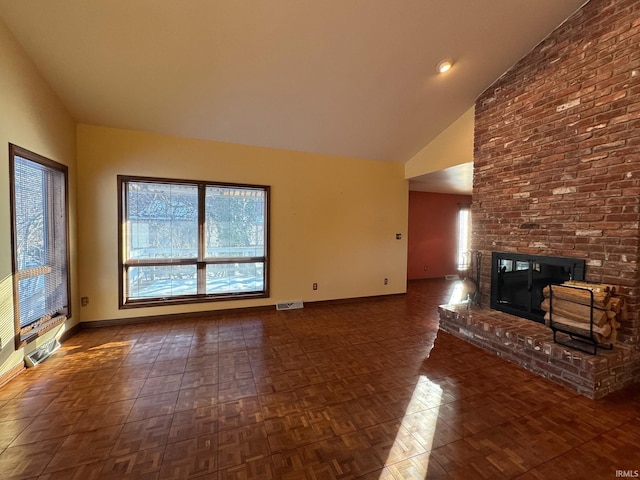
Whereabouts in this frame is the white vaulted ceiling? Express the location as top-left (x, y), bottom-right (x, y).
top-left (0, 0), bottom-right (586, 192)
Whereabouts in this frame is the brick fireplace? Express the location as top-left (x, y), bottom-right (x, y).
top-left (439, 0), bottom-right (640, 398)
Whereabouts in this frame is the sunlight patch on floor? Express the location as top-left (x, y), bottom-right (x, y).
top-left (381, 379), bottom-right (443, 478)
top-left (448, 280), bottom-right (466, 305)
top-left (88, 340), bottom-right (134, 351)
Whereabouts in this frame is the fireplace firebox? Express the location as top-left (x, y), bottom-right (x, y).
top-left (490, 252), bottom-right (585, 323)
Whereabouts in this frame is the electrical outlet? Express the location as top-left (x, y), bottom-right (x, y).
top-left (313, 283), bottom-right (318, 290)
top-left (81, 296), bottom-right (89, 307)
top-left (384, 278), bottom-right (388, 285)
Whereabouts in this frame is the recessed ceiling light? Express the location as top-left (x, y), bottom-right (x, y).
top-left (436, 59), bottom-right (453, 74)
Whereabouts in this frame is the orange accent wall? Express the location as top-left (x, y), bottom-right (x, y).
top-left (407, 191), bottom-right (471, 280)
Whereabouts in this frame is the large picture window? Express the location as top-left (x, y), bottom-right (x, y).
top-left (119, 175), bottom-right (269, 307)
top-left (9, 145), bottom-right (70, 346)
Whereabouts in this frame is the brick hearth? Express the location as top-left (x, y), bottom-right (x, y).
top-left (439, 304), bottom-right (640, 399)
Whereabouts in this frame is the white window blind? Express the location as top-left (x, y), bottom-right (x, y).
top-left (10, 146), bottom-right (69, 332)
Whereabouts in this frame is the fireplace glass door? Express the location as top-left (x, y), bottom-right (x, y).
top-left (490, 252), bottom-right (585, 323)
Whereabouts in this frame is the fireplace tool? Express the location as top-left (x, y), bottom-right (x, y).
top-left (463, 251), bottom-right (482, 306)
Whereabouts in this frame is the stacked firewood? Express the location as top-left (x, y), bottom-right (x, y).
top-left (541, 280), bottom-right (625, 345)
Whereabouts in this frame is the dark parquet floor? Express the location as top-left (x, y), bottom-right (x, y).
top-left (0, 279), bottom-right (639, 479)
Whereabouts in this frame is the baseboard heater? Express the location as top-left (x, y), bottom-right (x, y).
top-left (24, 338), bottom-right (61, 368)
top-left (276, 301), bottom-right (304, 311)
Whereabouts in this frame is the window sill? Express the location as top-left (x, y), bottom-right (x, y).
top-left (120, 291), bottom-right (269, 309)
top-left (18, 315), bottom-right (67, 348)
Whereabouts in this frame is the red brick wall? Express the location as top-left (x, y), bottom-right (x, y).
top-left (473, 0), bottom-right (640, 344)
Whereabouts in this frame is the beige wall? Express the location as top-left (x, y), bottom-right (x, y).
top-left (0, 20), bottom-right (77, 378)
top-left (405, 106), bottom-right (474, 179)
top-left (77, 125), bottom-right (408, 322)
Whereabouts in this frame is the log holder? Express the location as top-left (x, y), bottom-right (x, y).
top-left (548, 283), bottom-right (614, 355)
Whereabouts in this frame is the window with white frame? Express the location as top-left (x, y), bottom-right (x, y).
top-left (118, 175), bottom-right (269, 307)
top-left (9, 145), bottom-right (70, 346)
